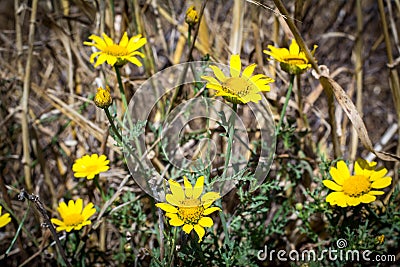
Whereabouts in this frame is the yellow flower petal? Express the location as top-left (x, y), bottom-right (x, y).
top-left (326, 191), bottom-right (347, 207)
top-left (201, 192), bottom-right (220, 208)
top-left (345, 195), bottom-right (361, 206)
top-left (182, 223), bottom-right (193, 234)
top-left (201, 76), bottom-right (222, 86)
top-left (329, 161), bottom-right (348, 185)
top-left (194, 224), bottom-right (205, 242)
top-left (370, 167), bottom-right (388, 181)
top-left (126, 56), bottom-right (143, 67)
top-left (119, 32), bottom-right (129, 47)
top-left (169, 180), bottom-right (185, 202)
top-left (289, 39), bottom-right (300, 55)
top-left (156, 203), bottom-right (178, 213)
top-left (0, 206), bottom-right (11, 228)
top-left (203, 206), bottom-right (221, 215)
top-left (198, 217), bottom-right (213, 228)
top-left (168, 214), bottom-right (184, 226)
top-left (368, 190), bottom-right (384, 195)
top-left (102, 33), bottom-right (114, 46)
top-left (209, 65), bottom-right (227, 82)
top-left (371, 177), bottom-right (392, 189)
top-left (242, 63), bottom-right (256, 79)
top-left (193, 176), bottom-right (204, 199)
top-left (50, 218), bottom-right (64, 226)
top-left (82, 203), bottom-right (96, 220)
top-left (184, 176), bottom-right (193, 198)
top-left (230, 55), bottom-right (241, 77)
top-left (206, 83), bottom-right (224, 92)
top-left (322, 180), bottom-right (343, 191)
top-left (359, 194), bottom-right (376, 204)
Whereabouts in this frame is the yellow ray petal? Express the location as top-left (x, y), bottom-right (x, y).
top-left (119, 32), bottom-right (129, 47)
top-left (182, 223), bottom-right (194, 234)
top-left (203, 206), bottom-right (221, 215)
top-left (326, 191), bottom-right (347, 207)
top-left (209, 65), bottom-right (227, 82)
top-left (169, 180), bottom-right (185, 201)
top-left (371, 177), bottom-right (392, 189)
top-left (230, 55), bottom-right (241, 78)
top-left (322, 180), bottom-right (343, 191)
top-left (184, 176), bottom-right (193, 198)
top-left (193, 176), bottom-right (204, 199)
top-left (198, 217), bottom-right (213, 228)
top-left (156, 202), bottom-right (178, 213)
top-left (193, 224), bottom-right (205, 242)
top-left (242, 63), bottom-right (256, 79)
top-left (289, 39), bottom-right (300, 55)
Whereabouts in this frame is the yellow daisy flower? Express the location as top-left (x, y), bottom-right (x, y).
top-left (323, 159), bottom-right (392, 207)
top-left (51, 199), bottom-right (96, 232)
top-left (84, 32), bottom-right (147, 67)
top-left (0, 205), bottom-right (11, 228)
top-left (156, 176), bottom-right (221, 243)
top-left (201, 54), bottom-right (274, 104)
top-left (263, 39), bottom-right (317, 75)
top-left (72, 154), bottom-right (110, 180)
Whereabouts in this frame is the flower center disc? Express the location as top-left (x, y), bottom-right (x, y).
top-left (177, 198), bottom-right (204, 224)
top-left (64, 213), bottom-right (84, 226)
top-left (84, 164), bottom-right (101, 174)
top-left (342, 175), bottom-right (371, 197)
top-left (283, 55), bottom-right (307, 65)
top-left (103, 45), bottom-right (130, 56)
top-left (222, 77), bottom-right (252, 97)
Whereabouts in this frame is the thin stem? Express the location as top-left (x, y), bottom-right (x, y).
top-left (187, 25), bottom-right (192, 58)
top-left (94, 174), bottom-right (106, 201)
top-left (166, 0), bottom-right (208, 115)
top-left (104, 107), bottom-right (123, 142)
top-left (276, 74), bottom-right (295, 135)
top-left (18, 189), bottom-right (72, 267)
top-left (167, 227), bottom-right (177, 267)
top-left (114, 66), bottom-right (128, 112)
top-left (222, 103), bottom-right (237, 179)
top-left (193, 235), bottom-right (206, 266)
top-left (218, 204), bottom-right (230, 245)
top-left (21, 0), bottom-right (39, 193)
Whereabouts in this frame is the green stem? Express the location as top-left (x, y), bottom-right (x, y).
top-left (104, 107), bottom-right (123, 142)
top-left (187, 25), bottom-right (192, 50)
top-left (94, 174), bottom-right (106, 201)
top-left (167, 227), bottom-right (177, 267)
top-left (193, 234), bottom-right (206, 266)
top-left (219, 205), bottom-right (230, 245)
top-left (114, 66), bottom-right (128, 111)
top-left (222, 103), bottom-right (237, 179)
top-left (276, 74), bottom-right (295, 135)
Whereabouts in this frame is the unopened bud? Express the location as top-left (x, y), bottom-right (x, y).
top-left (94, 86), bottom-right (112, 109)
top-left (185, 6), bottom-right (199, 26)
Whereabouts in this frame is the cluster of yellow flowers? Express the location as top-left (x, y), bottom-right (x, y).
top-left (201, 39), bottom-right (317, 105)
top-left (49, 154), bottom-right (109, 232)
top-left (78, 28), bottom-right (392, 242)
